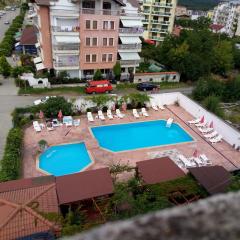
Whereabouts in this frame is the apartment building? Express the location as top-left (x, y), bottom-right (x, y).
top-left (30, 0), bottom-right (143, 79)
top-left (141, 0), bottom-right (177, 43)
top-left (213, 0), bottom-right (240, 37)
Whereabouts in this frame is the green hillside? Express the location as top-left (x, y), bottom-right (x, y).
top-left (178, 0), bottom-right (220, 10)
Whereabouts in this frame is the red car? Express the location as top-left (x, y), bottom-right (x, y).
top-left (85, 80), bottom-right (113, 94)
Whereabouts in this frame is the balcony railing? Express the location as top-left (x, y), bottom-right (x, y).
top-left (152, 11), bottom-right (171, 16)
top-left (52, 26), bottom-right (80, 32)
top-left (53, 45), bottom-right (79, 51)
top-left (54, 61), bottom-right (79, 67)
top-left (80, 8), bottom-right (120, 16)
top-left (119, 60), bottom-right (140, 66)
top-left (119, 28), bottom-right (144, 34)
top-left (151, 36), bottom-right (165, 41)
top-left (153, 2), bottom-right (173, 7)
top-left (118, 44), bottom-right (142, 50)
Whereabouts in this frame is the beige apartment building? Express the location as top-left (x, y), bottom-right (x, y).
top-left (141, 0), bottom-right (177, 43)
top-left (30, 0), bottom-right (143, 79)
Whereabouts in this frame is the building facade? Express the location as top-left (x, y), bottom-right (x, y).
top-left (213, 0), bottom-right (240, 37)
top-left (141, 0), bottom-right (177, 43)
top-left (31, 0), bottom-right (143, 78)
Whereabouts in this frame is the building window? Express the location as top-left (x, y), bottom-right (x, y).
top-left (86, 37), bottom-right (91, 46)
top-left (103, 21), bottom-right (108, 30)
top-left (82, 0), bottom-right (95, 9)
top-left (102, 54), bottom-right (107, 62)
top-left (110, 21), bottom-right (114, 29)
top-left (93, 20), bottom-right (98, 29)
top-left (103, 2), bottom-right (111, 9)
top-left (109, 38), bottom-right (114, 46)
top-left (92, 54), bottom-right (97, 62)
top-left (108, 54), bottom-right (113, 62)
top-left (92, 37), bottom-right (98, 46)
top-left (103, 38), bottom-right (108, 46)
top-left (86, 54), bottom-right (91, 62)
top-left (86, 20), bottom-right (91, 29)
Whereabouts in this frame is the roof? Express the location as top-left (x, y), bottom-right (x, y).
top-left (56, 168), bottom-right (114, 205)
top-left (20, 26), bottom-right (37, 45)
top-left (210, 24), bottom-right (224, 31)
top-left (189, 166), bottom-right (232, 195)
top-left (134, 72), bottom-right (178, 76)
top-left (0, 176), bottom-right (59, 240)
top-left (136, 157), bottom-right (186, 185)
top-left (88, 80), bottom-right (110, 86)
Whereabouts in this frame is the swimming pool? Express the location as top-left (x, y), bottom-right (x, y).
top-left (38, 142), bottom-right (92, 176)
top-left (91, 120), bottom-right (194, 152)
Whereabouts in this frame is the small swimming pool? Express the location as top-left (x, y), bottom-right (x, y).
top-left (91, 120), bottom-right (194, 152)
top-left (39, 142), bottom-right (92, 176)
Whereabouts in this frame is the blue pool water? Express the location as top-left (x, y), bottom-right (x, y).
top-left (91, 120), bottom-right (193, 152)
top-left (39, 142), bottom-right (92, 176)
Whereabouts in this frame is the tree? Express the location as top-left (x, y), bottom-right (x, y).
top-left (0, 56), bottom-right (11, 77)
top-left (88, 94), bottom-right (114, 109)
top-left (11, 66), bottom-right (29, 78)
top-left (38, 139), bottom-right (48, 152)
top-left (203, 95), bottom-right (224, 117)
top-left (93, 69), bottom-right (103, 80)
top-left (127, 93), bottom-right (150, 108)
top-left (113, 62), bottom-right (121, 81)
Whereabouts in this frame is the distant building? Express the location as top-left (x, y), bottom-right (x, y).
top-left (175, 5), bottom-right (188, 17)
top-left (207, 10), bottom-right (214, 20)
top-left (141, 0), bottom-right (177, 44)
top-left (190, 10), bottom-right (207, 20)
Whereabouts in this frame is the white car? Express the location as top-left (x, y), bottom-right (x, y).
top-left (34, 96), bottom-right (50, 105)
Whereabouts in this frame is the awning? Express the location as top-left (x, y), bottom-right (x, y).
top-left (36, 63), bottom-right (45, 71)
top-left (55, 36), bottom-right (80, 44)
top-left (120, 36), bottom-right (141, 44)
top-left (35, 42), bottom-right (40, 48)
top-left (119, 52), bottom-right (140, 61)
top-left (33, 57), bottom-right (42, 64)
top-left (121, 19), bottom-right (143, 27)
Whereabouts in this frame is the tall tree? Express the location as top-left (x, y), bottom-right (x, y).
top-left (0, 56), bottom-right (11, 77)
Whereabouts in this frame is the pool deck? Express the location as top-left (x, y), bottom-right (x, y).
top-left (22, 105), bottom-right (240, 178)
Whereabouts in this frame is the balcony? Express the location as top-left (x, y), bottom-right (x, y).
top-left (53, 45), bottom-right (80, 52)
top-left (150, 36), bottom-right (165, 41)
top-left (152, 11), bottom-right (171, 16)
top-left (153, 2), bottom-right (173, 8)
top-left (118, 44), bottom-right (142, 50)
top-left (52, 26), bottom-right (80, 33)
top-left (119, 28), bottom-right (144, 34)
top-left (80, 8), bottom-right (120, 16)
top-left (119, 60), bottom-right (141, 66)
top-left (54, 61), bottom-right (79, 68)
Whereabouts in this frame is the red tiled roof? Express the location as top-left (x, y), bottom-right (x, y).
top-left (136, 157), bottom-right (186, 185)
top-left (56, 168), bottom-right (114, 205)
top-left (20, 26), bottom-right (37, 45)
top-left (210, 24), bottom-right (224, 32)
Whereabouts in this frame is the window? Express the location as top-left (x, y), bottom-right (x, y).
top-left (86, 37), bottom-right (91, 46)
top-left (93, 20), bottom-right (97, 29)
top-left (86, 54), bottom-right (91, 62)
top-left (103, 38), bottom-right (108, 46)
top-left (92, 54), bottom-right (97, 62)
top-left (102, 54), bottom-right (107, 62)
top-left (82, 0), bottom-right (95, 9)
top-left (86, 20), bottom-right (91, 29)
top-left (103, 21), bottom-right (108, 30)
top-left (108, 54), bottom-right (113, 62)
top-left (110, 21), bottom-right (114, 29)
top-left (92, 38), bottom-right (97, 46)
top-left (103, 2), bottom-right (111, 9)
top-left (109, 38), bottom-right (114, 46)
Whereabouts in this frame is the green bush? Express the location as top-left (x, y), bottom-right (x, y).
top-left (0, 128), bottom-right (23, 182)
top-left (203, 95), bottom-right (224, 117)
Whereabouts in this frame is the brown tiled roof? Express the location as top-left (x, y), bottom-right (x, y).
top-left (0, 176), bottom-right (60, 240)
top-left (136, 157), bottom-right (186, 185)
top-left (20, 26), bottom-right (38, 45)
top-left (56, 168), bottom-right (114, 205)
top-left (189, 166), bottom-right (232, 195)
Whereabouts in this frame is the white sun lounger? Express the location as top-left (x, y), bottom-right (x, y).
top-left (98, 110), bottom-right (105, 121)
top-left (166, 118), bottom-right (173, 128)
top-left (133, 109), bottom-right (140, 118)
top-left (158, 104), bottom-right (165, 110)
top-left (107, 109), bottom-right (114, 120)
top-left (87, 112), bottom-right (94, 122)
top-left (204, 131), bottom-right (218, 139)
top-left (209, 135), bottom-right (223, 144)
top-left (151, 103), bottom-right (158, 111)
top-left (73, 119), bottom-right (80, 126)
top-left (199, 154), bottom-right (212, 165)
top-left (195, 122), bottom-right (208, 128)
top-left (141, 108), bottom-right (149, 117)
top-left (33, 121), bottom-right (41, 132)
top-left (178, 154), bottom-right (196, 168)
top-left (198, 127), bottom-right (213, 133)
top-left (189, 157), bottom-right (204, 167)
top-left (116, 109), bottom-right (124, 118)
top-left (188, 118), bottom-right (201, 124)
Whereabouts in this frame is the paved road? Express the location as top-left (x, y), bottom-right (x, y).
top-left (0, 9), bottom-right (20, 42)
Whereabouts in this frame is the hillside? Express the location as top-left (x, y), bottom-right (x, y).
top-left (178, 0), bottom-right (221, 10)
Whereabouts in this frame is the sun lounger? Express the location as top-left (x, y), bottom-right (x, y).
top-left (133, 109), bottom-right (140, 118)
top-left (158, 104), bottom-right (165, 110)
top-left (195, 122), bottom-right (208, 128)
top-left (178, 154), bottom-right (196, 168)
top-left (87, 112), bottom-right (94, 122)
top-left (189, 157), bottom-right (204, 167)
top-left (204, 131), bottom-right (218, 139)
top-left (166, 118), bottom-right (173, 128)
top-left (209, 135), bottom-right (223, 144)
top-left (33, 121), bottom-right (41, 132)
top-left (141, 108), bottom-right (149, 117)
top-left (73, 119), bottom-right (80, 126)
top-left (98, 110), bottom-right (105, 121)
top-left (116, 109), bottom-right (124, 119)
top-left (198, 127), bottom-right (213, 133)
top-left (188, 118), bottom-right (201, 124)
top-left (107, 109), bottom-right (114, 120)
top-left (199, 154), bottom-right (212, 165)
top-left (151, 103), bottom-right (158, 111)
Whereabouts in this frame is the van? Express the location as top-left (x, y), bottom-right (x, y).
top-left (85, 80), bottom-right (113, 94)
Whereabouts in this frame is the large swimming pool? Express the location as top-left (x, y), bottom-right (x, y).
top-left (91, 120), bottom-right (194, 152)
top-left (39, 142), bottom-right (92, 176)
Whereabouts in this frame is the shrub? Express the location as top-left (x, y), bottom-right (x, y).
top-left (0, 128), bottom-right (23, 182)
top-left (203, 95), bottom-right (224, 117)
top-left (0, 56), bottom-right (11, 77)
top-left (93, 69), bottom-right (103, 80)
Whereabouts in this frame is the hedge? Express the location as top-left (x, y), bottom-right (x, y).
top-left (0, 128), bottom-right (23, 182)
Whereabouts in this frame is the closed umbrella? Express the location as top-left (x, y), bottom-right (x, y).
top-left (209, 121), bottom-right (214, 128)
top-left (58, 110), bottom-right (63, 120)
top-left (200, 116), bottom-right (205, 124)
top-left (39, 110), bottom-right (44, 119)
top-left (122, 102), bottom-right (127, 112)
top-left (193, 149), bottom-right (198, 158)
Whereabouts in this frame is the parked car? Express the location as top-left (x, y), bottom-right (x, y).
top-left (85, 80), bottom-right (113, 94)
top-left (34, 96), bottom-right (50, 105)
top-left (4, 21), bottom-right (10, 25)
top-left (136, 82), bottom-right (159, 91)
